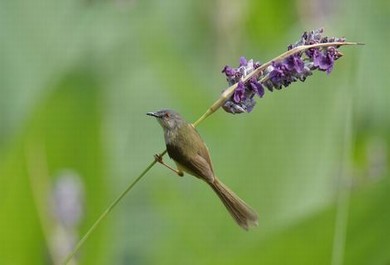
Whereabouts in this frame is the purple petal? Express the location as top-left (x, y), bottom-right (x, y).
top-left (305, 47), bottom-right (317, 59)
top-left (313, 49), bottom-right (335, 73)
top-left (249, 79), bottom-right (265, 98)
top-left (222, 65), bottom-right (236, 77)
top-left (269, 62), bottom-right (286, 88)
top-left (239, 56), bottom-right (248, 66)
top-left (285, 54), bottom-right (304, 73)
top-left (222, 101), bottom-right (246, 114)
top-left (233, 82), bottom-right (245, 103)
top-left (244, 98), bottom-right (256, 112)
top-left (312, 50), bottom-right (323, 67)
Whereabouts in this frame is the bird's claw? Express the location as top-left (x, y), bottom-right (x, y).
top-left (154, 154), bottom-right (184, 177)
top-left (154, 154), bottom-right (163, 163)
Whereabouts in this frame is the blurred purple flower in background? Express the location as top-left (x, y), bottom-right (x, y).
top-left (50, 170), bottom-right (85, 264)
top-left (53, 171), bottom-right (84, 228)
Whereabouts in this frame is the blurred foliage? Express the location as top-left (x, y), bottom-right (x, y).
top-left (0, 0), bottom-right (389, 265)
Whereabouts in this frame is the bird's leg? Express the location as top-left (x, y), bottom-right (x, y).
top-left (154, 154), bottom-right (184, 177)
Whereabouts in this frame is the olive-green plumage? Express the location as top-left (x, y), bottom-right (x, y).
top-left (147, 109), bottom-right (258, 230)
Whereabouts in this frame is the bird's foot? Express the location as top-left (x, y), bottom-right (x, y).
top-left (154, 154), bottom-right (163, 163)
top-left (154, 154), bottom-right (183, 177)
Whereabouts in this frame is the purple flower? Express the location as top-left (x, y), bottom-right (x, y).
top-left (220, 28), bottom-right (350, 114)
top-left (298, 65), bottom-right (313, 81)
top-left (285, 54), bottom-right (304, 73)
top-left (243, 96), bottom-right (256, 112)
top-left (313, 48), bottom-right (336, 74)
top-left (249, 78), bottom-right (264, 97)
top-left (233, 81), bottom-right (245, 103)
top-left (295, 28), bottom-right (324, 47)
top-left (222, 65), bottom-right (236, 77)
top-left (268, 62), bottom-right (288, 89)
top-left (222, 101), bottom-right (246, 114)
top-left (240, 56), bottom-right (248, 66)
top-left (221, 57), bottom-right (263, 113)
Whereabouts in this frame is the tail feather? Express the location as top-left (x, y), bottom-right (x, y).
top-left (209, 178), bottom-right (258, 230)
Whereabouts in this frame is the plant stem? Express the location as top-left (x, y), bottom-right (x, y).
top-left (62, 151), bottom-right (164, 265)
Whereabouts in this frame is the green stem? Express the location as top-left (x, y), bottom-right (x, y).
top-left (62, 152), bottom-right (164, 265)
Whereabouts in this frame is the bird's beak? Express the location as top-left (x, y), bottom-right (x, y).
top-left (146, 111), bottom-right (159, 118)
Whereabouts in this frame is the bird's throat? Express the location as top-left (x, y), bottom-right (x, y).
top-left (163, 125), bottom-right (181, 145)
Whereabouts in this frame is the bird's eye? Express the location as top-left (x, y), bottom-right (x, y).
top-left (165, 113), bottom-right (170, 118)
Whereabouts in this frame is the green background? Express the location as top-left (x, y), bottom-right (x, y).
top-left (0, 0), bottom-right (389, 264)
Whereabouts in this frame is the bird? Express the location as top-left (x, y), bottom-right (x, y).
top-left (147, 109), bottom-right (258, 230)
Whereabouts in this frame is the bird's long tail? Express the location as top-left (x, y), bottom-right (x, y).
top-left (209, 178), bottom-right (258, 230)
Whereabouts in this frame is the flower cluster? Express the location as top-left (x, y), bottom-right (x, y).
top-left (222, 28), bottom-right (346, 114)
top-left (221, 57), bottom-right (264, 113)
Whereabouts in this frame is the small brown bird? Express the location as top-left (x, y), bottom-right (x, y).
top-left (147, 109), bottom-right (258, 230)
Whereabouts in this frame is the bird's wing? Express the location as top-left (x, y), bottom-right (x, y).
top-left (196, 138), bottom-right (214, 174)
top-left (188, 153), bottom-right (215, 183)
top-left (186, 124), bottom-right (214, 173)
top-left (166, 126), bottom-right (215, 183)
top-left (166, 143), bottom-right (212, 181)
